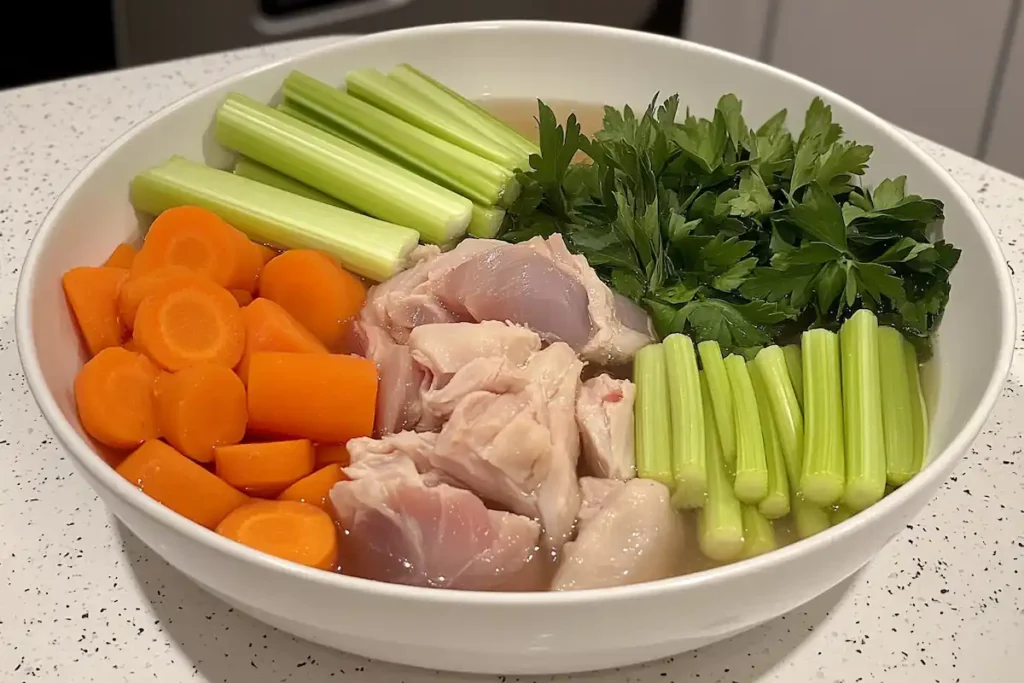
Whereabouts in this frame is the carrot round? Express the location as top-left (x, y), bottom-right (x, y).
top-left (214, 439), bottom-right (314, 497)
top-left (247, 352), bottom-right (377, 443)
top-left (216, 499), bottom-right (337, 570)
top-left (278, 464), bottom-right (346, 511)
top-left (123, 337), bottom-right (139, 353)
top-left (63, 266), bottom-right (129, 356)
top-left (253, 242), bottom-right (278, 266)
top-left (258, 250), bottom-right (367, 351)
top-left (231, 289), bottom-right (254, 307)
top-left (132, 206), bottom-right (260, 291)
top-left (314, 443), bottom-right (350, 468)
top-left (116, 439), bottom-right (248, 529)
top-left (133, 281), bottom-right (245, 371)
top-left (103, 243), bottom-right (139, 270)
top-left (156, 364), bottom-right (247, 463)
top-left (118, 265), bottom-right (212, 330)
top-left (237, 298), bottom-right (328, 384)
top-left (74, 347), bottom-right (160, 449)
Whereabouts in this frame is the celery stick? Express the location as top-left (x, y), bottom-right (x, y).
top-left (697, 341), bottom-right (736, 468)
top-left (724, 355), bottom-right (768, 505)
top-left (634, 344), bottom-right (673, 487)
top-left (800, 328), bottom-right (845, 507)
top-left (878, 327), bottom-right (917, 486)
top-left (697, 372), bottom-right (744, 561)
top-left (468, 203), bottom-right (506, 239)
top-left (741, 505), bottom-right (777, 559)
top-left (346, 68), bottom-right (528, 170)
top-left (840, 310), bottom-right (887, 511)
top-left (782, 344), bottom-right (804, 408)
top-left (749, 361), bottom-right (790, 519)
top-left (793, 498), bottom-right (832, 539)
top-left (904, 339), bottom-right (929, 479)
top-left (283, 71), bottom-right (519, 208)
top-left (665, 334), bottom-right (707, 509)
top-left (830, 504), bottom-right (855, 526)
top-left (130, 156), bottom-right (419, 282)
top-left (277, 101), bottom-right (349, 139)
top-left (233, 157), bottom-right (350, 208)
top-left (215, 93), bottom-right (471, 244)
top-left (754, 345), bottom-right (805, 478)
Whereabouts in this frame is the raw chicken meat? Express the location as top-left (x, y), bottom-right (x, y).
top-left (355, 323), bottom-right (427, 436)
top-left (576, 374), bottom-right (637, 480)
top-left (551, 477), bottom-right (685, 591)
top-left (346, 430), bottom-right (439, 478)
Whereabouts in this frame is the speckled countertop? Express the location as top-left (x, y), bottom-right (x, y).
top-left (0, 35), bottom-right (1022, 683)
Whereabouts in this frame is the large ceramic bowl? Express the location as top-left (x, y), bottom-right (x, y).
top-left (15, 21), bottom-right (1015, 675)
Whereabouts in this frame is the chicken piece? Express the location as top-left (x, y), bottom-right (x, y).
top-left (551, 477), bottom-right (685, 591)
top-left (576, 374), bottom-right (637, 480)
top-left (331, 454), bottom-right (541, 590)
top-left (356, 322), bottom-right (427, 436)
top-left (419, 357), bottom-right (529, 430)
top-left (346, 430), bottom-right (439, 476)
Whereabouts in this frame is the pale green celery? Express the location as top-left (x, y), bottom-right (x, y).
top-left (634, 344), bottom-right (673, 488)
top-left (467, 204), bottom-right (506, 238)
top-left (215, 93), bottom-right (471, 244)
top-left (840, 310), bottom-right (887, 511)
top-left (696, 372), bottom-right (745, 562)
top-left (724, 354), bottom-right (768, 505)
top-left (754, 345), bottom-right (805, 478)
top-left (346, 68), bottom-right (528, 170)
top-left (878, 327), bottom-right (918, 486)
top-left (741, 505), bottom-right (777, 559)
top-left (233, 157), bottom-right (350, 208)
top-left (665, 334), bottom-right (707, 509)
top-left (800, 329), bottom-right (846, 507)
top-left (783, 344), bottom-right (804, 408)
top-left (793, 498), bottom-right (832, 539)
top-left (388, 64), bottom-right (540, 160)
top-left (130, 156), bottom-right (419, 282)
top-left (697, 340), bottom-right (737, 468)
top-left (830, 505), bottom-right (855, 526)
top-left (904, 339), bottom-right (929, 480)
top-left (277, 101), bottom-right (349, 139)
top-left (748, 361), bottom-right (790, 519)
top-left (282, 71), bottom-right (519, 208)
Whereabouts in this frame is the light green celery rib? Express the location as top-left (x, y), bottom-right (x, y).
top-left (467, 204), bottom-right (506, 238)
top-left (748, 360), bottom-right (790, 519)
top-left (830, 505), bottom-right (855, 526)
top-left (665, 334), bottom-right (707, 509)
top-left (792, 498), bottom-right (832, 539)
top-left (634, 343), bottom-right (673, 488)
top-left (282, 71), bottom-right (519, 208)
top-left (697, 340), bottom-right (737, 469)
top-left (878, 327), bottom-right (918, 486)
top-left (840, 310), bottom-right (887, 511)
top-left (696, 372), bottom-right (744, 562)
top-left (724, 354), bottom-right (768, 505)
top-left (741, 505), bottom-right (777, 559)
top-left (233, 157), bottom-right (351, 209)
top-left (904, 339), bottom-right (929, 481)
top-left (754, 345), bottom-right (805, 479)
top-left (130, 156), bottom-right (419, 282)
top-left (215, 93), bottom-right (471, 244)
top-left (799, 328), bottom-right (846, 507)
top-left (782, 344), bottom-right (804, 408)
top-left (346, 68), bottom-right (528, 170)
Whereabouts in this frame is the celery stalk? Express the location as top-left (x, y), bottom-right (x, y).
top-left (840, 310), bottom-right (887, 511)
top-left (800, 328), bottom-right (845, 507)
top-left (830, 504), bottom-right (855, 526)
top-left (878, 327), bottom-right (918, 486)
top-left (793, 498), bottom-right (832, 539)
top-left (749, 361), bottom-right (790, 519)
top-left (904, 339), bottom-right (929, 479)
top-left (754, 345), bottom-right (804, 478)
top-left (741, 505), bottom-right (777, 559)
top-left (697, 372), bottom-right (744, 561)
top-left (233, 157), bottom-right (350, 208)
top-left (468, 204), bottom-right (506, 239)
top-left (215, 93), bottom-right (471, 244)
top-left (634, 344), bottom-right (673, 487)
top-left (697, 340), bottom-right (737, 468)
top-left (282, 71), bottom-right (519, 208)
top-left (782, 344), bottom-right (804, 408)
top-left (665, 334), bottom-right (707, 509)
top-left (724, 354), bottom-right (768, 505)
top-left (130, 156), bottom-right (419, 282)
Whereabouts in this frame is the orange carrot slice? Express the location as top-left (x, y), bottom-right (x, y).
top-left (258, 250), bottom-right (367, 351)
top-left (118, 265), bottom-right (212, 331)
top-left (155, 364), bottom-right (247, 463)
top-left (314, 443), bottom-right (350, 468)
top-left (123, 337), bottom-right (139, 352)
top-left (103, 243), bottom-right (139, 269)
top-left (133, 281), bottom-right (245, 371)
top-left (74, 347), bottom-right (160, 449)
top-left (215, 499), bottom-right (338, 569)
top-left (230, 289), bottom-right (254, 307)
top-left (214, 439), bottom-right (314, 497)
top-left (247, 352), bottom-right (377, 443)
top-left (278, 464), bottom-right (346, 511)
top-left (116, 439), bottom-right (248, 529)
top-left (237, 298), bottom-right (328, 384)
top-left (253, 242), bottom-right (278, 266)
top-left (62, 266), bottom-right (129, 357)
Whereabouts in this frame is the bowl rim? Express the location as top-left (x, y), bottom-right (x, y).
top-left (15, 19), bottom-right (1017, 606)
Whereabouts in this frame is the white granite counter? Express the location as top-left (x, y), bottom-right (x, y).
top-left (0, 36), bottom-right (1021, 683)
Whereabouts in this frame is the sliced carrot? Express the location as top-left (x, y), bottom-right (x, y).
top-left (258, 250), bottom-right (367, 351)
top-left (215, 499), bottom-right (337, 570)
top-left (132, 206), bottom-right (260, 291)
top-left (116, 439), bottom-right (248, 529)
top-left (314, 443), bottom-right (350, 468)
top-left (214, 439), bottom-right (314, 497)
top-left (123, 337), bottom-right (139, 352)
top-left (155, 364), bottom-right (247, 463)
top-left (103, 243), bottom-right (139, 269)
top-left (133, 281), bottom-right (245, 371)
top-left (278, 464), bottom-right (346, 511)
top-left (74, 347), bottom-right (160, 449)
top-left (247, 352), bottom-right (377, 443)
top-left (230, 289), bottom-right (254, 307)
top-left (253, 242), bottom-right (278, 266)
top-left (63, 266), bottom-right (129, 356)
top-left (237, 298), bottom-right (328, 385)
top-left (118, 265), bottom-right (212, 331)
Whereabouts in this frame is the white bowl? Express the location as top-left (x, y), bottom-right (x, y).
top-left (15, 21), bottom-right (1016, 675)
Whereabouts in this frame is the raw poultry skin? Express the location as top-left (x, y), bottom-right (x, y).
top-left (576, 374), bottom-right (637, 481)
